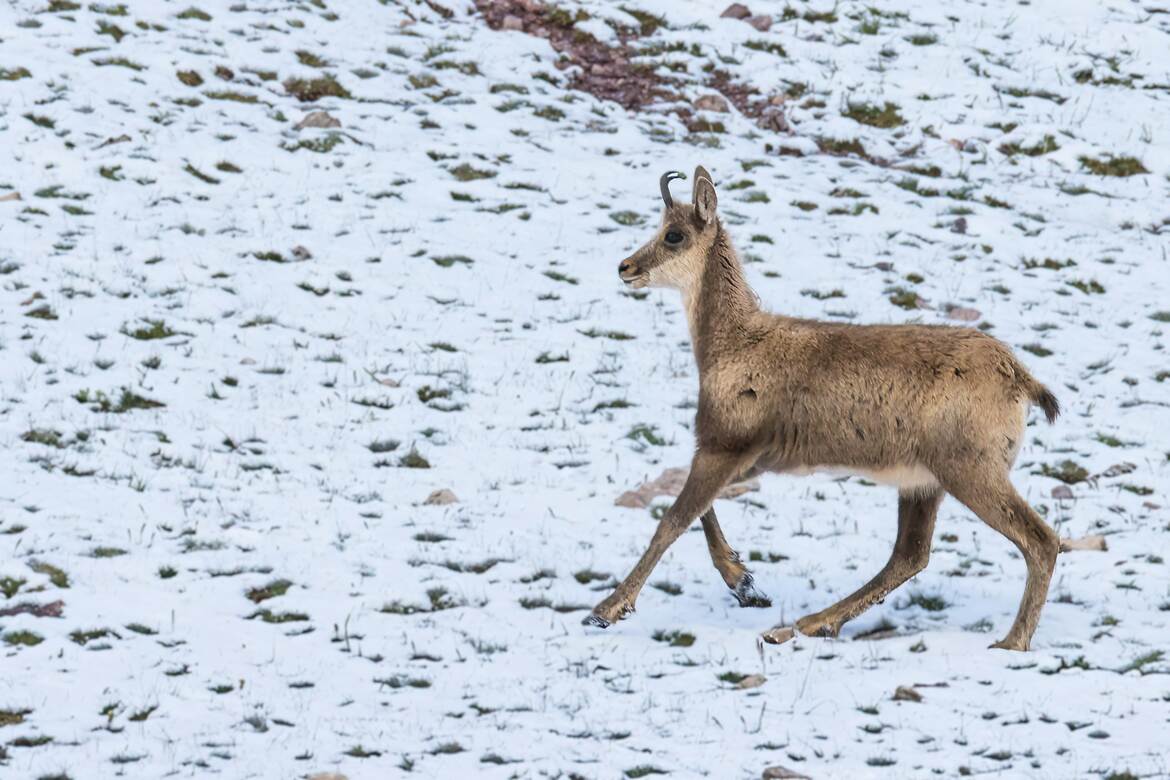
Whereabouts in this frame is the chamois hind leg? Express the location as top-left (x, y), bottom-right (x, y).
top-left (586, 449), bottom-right (748, 628)
top-left (700, 508), bottom-right (771, 608)
top-left (942, 470), bottom-right (1058, 651)
top-left (762, 487), bottom-right (943, 645)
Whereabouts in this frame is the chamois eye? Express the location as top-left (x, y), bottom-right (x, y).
top-left (665, 230), bottom-right (684, 245)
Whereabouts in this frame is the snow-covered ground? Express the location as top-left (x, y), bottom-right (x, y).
top-left (2, 0), bottom-right (1169, 777)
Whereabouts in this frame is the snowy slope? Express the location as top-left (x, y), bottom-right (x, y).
top-left (1, 0), bottom-right (1169, 777)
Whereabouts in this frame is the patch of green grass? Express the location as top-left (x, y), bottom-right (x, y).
top-left (70, 628), bottom-right (116, 646)
top-left (283, 74), bottom-right (351, 101)
top-left (0, 707), bottom-right (32, 727)
top-left (431, 254), bottom-right (473, 267)
top-left (906, 592), bottom-right (948, 611)
top-left (0, 577), bottom-right (26, 599)
top-left (398, 448), bottom-right (431, 469)
top-left (843, 102), bottom-right (904, 128)
top-left (3, 630), bottom-right (43, 647)
top-left (999, 135), bottom-right (1059, 157)
top-left (533, 104), bottom-right (565, 121)
top-left (906, 32), bottom-right (937, 45)
top-left (887, 287), bottom-right (920, 310)
top-left (535, 351), bottom-right (569, 364)
top-left (204, 90), bottom-right (258, 103)
top-left (74, 387), bottom-right (165, 413)
top-left (368, 439), bottom-right (399, 453)
top-left (24, 113), bottom-right (55, 129)
top-left (543, 269), bottom-right (578, 284)
top-left (609, 210), bottom-right (643, 226)
top-left (295, 50), bottom-right (327, 67)
top-left (652, 629), bottom-right (694, 647)
top-left (626, 423), bottom-right (665, 446)
top-left (93, 56), bottom-right (144, 71)
top-left (579, 327), bottom-right (634, 340)
top-left (1036, 459), bottom-right (1088, 484)
top-left (24, 304), bottom-right (57, 320)
top-left (91, 547), bottom-right (127, 558)
top-left (744, 39), bottom-right (786, 56)
top-left (123, 319), bottom-right (175, 340)
top-left (183, 164), bottom-right (219, 184)
top-left (1067, 279), bottom-right (1105, 295)
top-left (1079, 155), bottom-right (1147, 177)
top-left (449, 163), bottom-right (495, 181)
top-left (246, 579), bottom-right (292, 603)
top-left (247, 609), bottom-right (309, 624)
top-left (282, 133), bottom-right (344, 153)
top-left (176, 6), bottom-right (211, 20)
top-left (29, 560), bottom-right (69, 588)
top-left (176, 69), bottom-right (203, 86)
top-left (0, 67), bottom-right (32, 81)
top-left (97, 20), bottom-right (126, 41)
top-left (817, 137), bottom-right (867, 157)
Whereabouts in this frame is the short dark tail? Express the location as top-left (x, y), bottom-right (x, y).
top-left (1031, 384), bottom-right (1060, 424)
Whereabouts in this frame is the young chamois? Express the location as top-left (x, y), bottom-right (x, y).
top-left (585, 166), bottom-right (1062, 651)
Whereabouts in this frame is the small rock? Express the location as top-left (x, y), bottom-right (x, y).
top-left (893, 685), bottom-right (923, 702)
top-left (945, 305), bottom-right (980, 322)
top-left (759, 107), bottom-right (790, 133)
top-left (763, 766), bottom-right (810, 780)
top-left (694, 94), bottom-right (730, 113)
top-left (424, 489), bottom-right (458, 506)
top-left (616, 466), bottom-right (759, 508)
top-left (291, 245), bottom-right (313, 261)
top-left (295, 111), bottom-right (341, 130)
top-left (951, 216), bottom-right (968, 234)
top-left (1060, 534), bottom-right (1107, 553)
top-left (1099, 462), bottom-right (1136, 478)
top-left (0, 191), bottom-right (22, 202)
top-left (737, 674), bottom-right (766, 689)
top-left (1050, 484), bottom-right (1074, 500)
top-left (759, 625), bottom-right (795, 645)
top-left (746, 14), bottom-right (772, 31)
top-left (501, 14), bottom-right (524, 31)
top-left (721, 3), bottom-right (752, 19)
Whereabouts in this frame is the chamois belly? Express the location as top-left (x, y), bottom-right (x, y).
top-left (779, 463), bottom-right (939, 490)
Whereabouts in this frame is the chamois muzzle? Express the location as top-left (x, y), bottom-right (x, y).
top-left (659, 170), bottom-right (686, 208)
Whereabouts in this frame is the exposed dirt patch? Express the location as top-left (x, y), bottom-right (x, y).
top-left (475, 0), bottom-right (787, 133)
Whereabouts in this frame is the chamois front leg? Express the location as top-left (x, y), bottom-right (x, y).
top-left (585, 449), bottom-right (748, 628)
top-left (700, 508), bottom-right (771, 608)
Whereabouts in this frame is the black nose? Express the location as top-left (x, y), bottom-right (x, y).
top-left (618, 261), bottom-right (633, 275)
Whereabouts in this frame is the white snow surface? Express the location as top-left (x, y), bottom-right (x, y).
top-left (1, 0), bottom-right (1169, 778)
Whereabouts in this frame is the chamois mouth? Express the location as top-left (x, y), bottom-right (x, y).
top-left (619, 270), bottom-right (648, 288)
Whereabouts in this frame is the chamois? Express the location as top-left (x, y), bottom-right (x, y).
top-left (586, 166), bottom-right (1062, 651)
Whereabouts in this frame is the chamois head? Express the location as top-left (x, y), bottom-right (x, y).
top-left (618, 165), bottom-right (719, 291)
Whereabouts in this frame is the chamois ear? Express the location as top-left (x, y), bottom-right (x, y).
top-left (692, 166), bottom-right (717, 226)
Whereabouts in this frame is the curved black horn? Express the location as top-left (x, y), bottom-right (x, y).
top-left (659, 170), bottom-right (687, 207)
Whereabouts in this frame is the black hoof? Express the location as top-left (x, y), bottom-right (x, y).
top-left (733, 573), bottom-right (772, 608)
top-left (582, 613), bottom-right (611, 629)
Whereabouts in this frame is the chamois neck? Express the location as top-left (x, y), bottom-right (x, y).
top-left (683, 226), bottom-right (759, 371)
